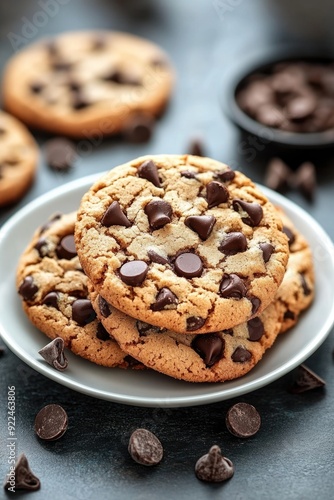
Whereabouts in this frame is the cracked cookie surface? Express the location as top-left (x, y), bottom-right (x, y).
top-left (76, 154), bottom-right (289, 333)
top-left (16, 212), bottom-right (142, 369)
top-left (3, 31), bottom-right (174, 138)
top-left (0, 110), bottom-right (38, 206)
top-left (89, 209), bottom-right (314, 382)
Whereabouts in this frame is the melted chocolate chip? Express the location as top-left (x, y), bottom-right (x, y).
top-left (38, 337), bottom-right (68, 371)
top-left (187, 316), bottom-right (206, 331)
top-left (72, 299), bottom-right (96, 326)
top-left (103, 69), bottom-right (141, 86)
top-left (283, 226), bottom-right (295, 246)
top-left (145, 199), bottom-right (172, 230)
top-left (101, 201), bottom-right (131, 227)
top-left (284, 310), bottom-right (295, 320)
top-left (119, 261), bottom-right (148, 286)
top-left (195, 445), bottom-right (234, 483)
top-left (231, 346), bottom-right (252, 363)
top-left (180, 170), bottom-right (197, 179)
top-left (56, 234), bottom-right (77, 260)
top-left (138, 160), bottom-right (161, 187)
top-left (147, 249), bottom-right (169, 265)
top-left (214, 169), bottom-right (236, 182)
top-left (259, 242), bottom-right (274, 262)
top-left (18, 276), bottom-right (38, 301)
top-left (34, 237), bottom-right (48, 257)
top-left (206, 181), bottom-right (229, 208)
top-left (185, 215), bottom-right (216, 240)
top-left (247, 317), bottom-right (264, 341)
top-left (124, 355), bottom-right (142, 367)
top-left (34, 404), bottom-right (68, 441)
top-left (174, 252), bottom-right (203, 279)
top-left (98, 295), bottom-right (111, 318)
top-left (300, 273), bottom-right (311, 296)
top-left (42, 291), bottom-right (59, 309)
top-left (232, 199), bottom-right (263, 226)
top-left (220, 274), bottom-right (247, 299)
top-left (135, 321), bottom-right (166, 336)
top-left (96, 322), bottom-right (110, 341)
top-left (218, 232), bottom-right (247, 255)
top-left (30, 81), bottom-right (44, 94)
top-left (192, 334), bottom-right (224, 366)
top-left (249, 296), bottom-right (261, 315)
top-left (151, 288), bottom-right (178, 311)
top-left (3, 454), bottom-right (40, 491)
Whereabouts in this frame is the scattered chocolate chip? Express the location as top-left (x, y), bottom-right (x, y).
top-left (249, 296), bottom-right (261, 315)
top-left (220, 274), bottom-right (247, 299)
top-left (119, 261), bottom-right (148, 286)
top-left (218, 232), bottom-right (247, 255)
top-left (30, 81), bottom-right (44, 94)
top-left (138, 160), bottom-right (161, 187)
top-left (0, 345), bottom-right (5, 357)
top-left (300, 273), bottom-right (311, 296)
top-left (284, 310), bottom-right (295, 320)
top-left (96, 322), bottom-right (110, 341)
top-left (188, 137), bottom-right (205, 157)
top-left (56, 234), bottom-right (77, 260)
top-left (293, 162), bottom-right (316, 202)
top-left (98, 295), bottom-right (111, 318)
top-left (18, 276), bottom-right (38, 301)
top-left (232, 199), bottom-right (263, 226)
top-left (72, 299), bottom-right (96, 326)
top-left (151, 288), bottom-right (178, 311)
top-left (206, 181), bottom-right (229, 208)
top-left (45, 138), bottom-right (76, 172)
top-left (147, 249), bottom-right (169, 265)
top-left (101, 201), bottom-right (131, 227)
top-left (145, 199), bottom-right (172, 230)
top-left (128, 429), bottom-right (163, 466)
top-left (214, 169), bottom-right (236, 182)
top-left (39, 213), bottom-right (62, 234)
top-left (180, 170), bottom-right (197, 179)
top-left (174, 252), bottom-right (203, 279)
top-left (192, 334), bottom-right (224, 366)
top-left (226, 402), bottom-right (261, 438)
top-left (289, 364), bottom-right (326, 393)
top-left (42, 291), bottom-right (60, 309)
top-left (259, 242), bottom-right (274, 263)
top-left (264, 158), bottom-right (291, 192)
top-left (224, 328), bottom-right (234, 336)
top-left (283, 226), bottom-right (295, 246)
top-left (231, 346), bottom-right (252, 363)
top-left (3, 453), bottom-right (40, 491)
top-left (123, 114), bottom-right (154, 143)
top-left (34, 237), bottom-right (48, 257)
top-left (34, 404), bottom-right (68, 441)
top-left (195, 445), bottom-right (234, 483)
top-left (247, 317), bottom-right (264, 341)
top-left (38, 337), bottom-right (68, 371)
top-left (186, 316), bottom-right (206, 331)
top-left (185, 215), bottom-right (216, 240)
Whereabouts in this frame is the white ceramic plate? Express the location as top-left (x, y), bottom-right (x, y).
top-left (1, 174), bottom-right (334, 407)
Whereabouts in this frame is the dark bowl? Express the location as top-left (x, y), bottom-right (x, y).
top-left (224, 47), bottom-right (334, 149)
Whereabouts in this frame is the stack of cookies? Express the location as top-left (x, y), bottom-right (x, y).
top-left (16, 155), bottom-right (315, 382)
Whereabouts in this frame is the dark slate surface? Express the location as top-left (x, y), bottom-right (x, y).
top-left (1, 1), bottom-right (334, 498)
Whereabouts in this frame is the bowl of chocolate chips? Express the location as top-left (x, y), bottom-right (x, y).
top-left (228, 51), bottom-right (334, 148)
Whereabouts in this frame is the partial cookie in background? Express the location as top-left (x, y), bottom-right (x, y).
top-left (3, 31), bottom-right (174, 138)
top-left (0, 110), bottom-right (38, 207)
top-left (16, 212), bottom-right (142, 369)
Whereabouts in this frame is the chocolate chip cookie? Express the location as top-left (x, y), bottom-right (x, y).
top-left (89, 209), bottom-right (314, 382)
top-left (76, 155), bottom-right (289, 333)
top-left (16, 212), bottom-right (141, 368)
top-left (0, 110), bottom-right (38, 207)
top-left (3, 31), bottom-right (174, 138)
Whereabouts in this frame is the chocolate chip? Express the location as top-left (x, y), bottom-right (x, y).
top-left (38, 337), bottom-right (68, 371)
top-left (213, 169), bottom-right (236, 182)
top-left (232, 199), bottom-right (263, 226)
top-left (72, 91), bottom-right (90, 110)
top-left (0, 346), bottom-right (5, 357)
top-left (3, 454), bottom-right (40, 491)
top-left (188, 137), bottom-right (205, 157)
top-left (147, 249), bottom-right (169, 265)
top-left (293, 162), bottom-right (316, 202)
top-left (220, 274), bottom-right (247, 299)
top-left (231, 346), bottom-right (252, 363)
top-left (218, 232), bottom-right (247, 255)
top-left (145, 199), bottom-right (172, 230)
top-left (34, 404), bottom-right (68, 441)
top-left (289, 364), bottom-right (325, 393)
top-left (180, 170), bottom-right (197, 179)
top-left (18, 276), bottom-right (38, 301)
top-left (185, 215), bottom-right (216, 240)
top-left (259, 242), bottom-right (274, 263)
top-left (123, 114), bottom-right (154, 143)
top-left (187, 316), bottom-right (206, 331)
top-left (101, 201), bottom-right (131, 227)
top-left (300, 273), bottom-right (311, 296)
top-left (226, 402), bottom-right (261, 438)
top-left (52, 60), bottom-right (72, 72)
top-left (264, 158), bottom-right (291, 192)
top-left (34, 237), bottom-right (48, 257)
top-left (195, 445), bottom-right (234, 483)
top-left (283, 226), bottom-right (295, 246)
top-left (247, 317), bottom-right (264, 341)
top-left (98, 295), bottom-right (111, 318)
top-left (96, 322), bottom-right (110, 341)
top-left (30, 81), bottom-right (44, 94)
top-left (103, 69), bottom-right (141, 86)
top-left (151, 288), bottom-right (178, 311)
top-left (55, 234), bottom-right (77, 260)
top-left (174, 252), bottom-right (203, 278)
top-left (42, 291), bottom-right (60, 309)
top-left (67, 79), bottom-right (81, 92)
top-left (128, 429), bottom-right (163, 466)
top-left (39, 213), bottom-right (62, 234)
top-left (192, 334), bottom-right (224, 366)
top-left (92, 34), bottom-right (108, 50)
top-left (249, 296), bottom-right (261, 315)
top-left (284, 310), bottom-right (295, 320)
top-left (119, 261), bottom-right (148, 286)
top-left (136, 320), bottom-right (155, 336)
top-left (206, 181), bottom-right (229, 208)
top-left (72, 299), bottom-right (96, 326)
top-left (138, 160), bottom-right (161, 187)
top-left (124, 355), bottom-right (142, 367)
top-left (45, 138), bottom-right (76, 172)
